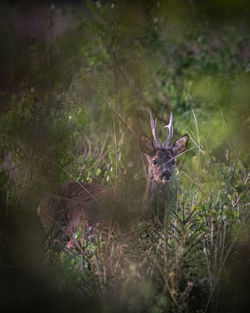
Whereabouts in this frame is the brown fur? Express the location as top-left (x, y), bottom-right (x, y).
top-left (38, 182), bottom-right (114, 245)
top-left (38, 113), bottom-right (189, 247)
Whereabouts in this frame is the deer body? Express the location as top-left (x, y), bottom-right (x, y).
top-left (38, 182), bottom-right (115, 246)
top-left (38, 112), bottom-right (189, 247)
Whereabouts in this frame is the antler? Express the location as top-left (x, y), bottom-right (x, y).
top-left (164, 112), bottom-right (174, 148)
top-left (150, 112), bottom-right (162, 149)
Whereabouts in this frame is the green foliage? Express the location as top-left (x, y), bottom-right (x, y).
top-left (0, 1), bottom-right (249, 313)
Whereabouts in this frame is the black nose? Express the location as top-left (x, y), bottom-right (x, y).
top-left (162, 170), bottom-right (171, 180)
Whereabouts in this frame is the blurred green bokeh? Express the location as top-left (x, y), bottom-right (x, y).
top-left (0, 1), bottom-right (249, 313)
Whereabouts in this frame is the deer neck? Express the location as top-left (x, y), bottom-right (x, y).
top-left (143, 166), bottom-right (170, 213)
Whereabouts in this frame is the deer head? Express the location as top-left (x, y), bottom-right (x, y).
top-left (141, 112), bottom-right (189, 189)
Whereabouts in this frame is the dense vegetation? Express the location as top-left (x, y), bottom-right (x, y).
top-left (0, 1), bottom-right (249, 312)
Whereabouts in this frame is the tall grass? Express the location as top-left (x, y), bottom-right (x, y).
top-left (0, 1), bottom-right (249, 313)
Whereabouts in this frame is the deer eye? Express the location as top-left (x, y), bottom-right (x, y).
top-left (152, 160), bottom-right (158, 165)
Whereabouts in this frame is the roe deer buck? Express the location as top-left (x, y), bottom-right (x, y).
top-left (141, 112), bottom-right (189, 219)
top-left (38, 112), bottom-right (189, 247)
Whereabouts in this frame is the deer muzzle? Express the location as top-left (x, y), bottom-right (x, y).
top-left (161, 170), bottom-right (172, 183)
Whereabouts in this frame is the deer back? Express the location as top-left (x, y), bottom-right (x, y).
top-left (38, 182), bottom-right (114, 244)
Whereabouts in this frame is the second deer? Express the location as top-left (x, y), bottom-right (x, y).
top-left (38, 112), bottom-right (189, 247)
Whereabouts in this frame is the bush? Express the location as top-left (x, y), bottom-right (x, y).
top-left (0, 1), bottom-right (249, 313)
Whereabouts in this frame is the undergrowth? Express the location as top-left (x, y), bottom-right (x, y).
top-left (0, 1), bottom-right (249, 313)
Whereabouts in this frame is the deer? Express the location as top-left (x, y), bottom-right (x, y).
top-left (140, 112), bottom-right (189, 220)
top-left (37, 112), bottom-right (189, 248)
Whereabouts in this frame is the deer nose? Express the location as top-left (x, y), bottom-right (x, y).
top-left (162, 170), bottom-right (171, 181)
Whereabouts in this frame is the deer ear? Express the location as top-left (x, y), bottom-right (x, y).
top-left (172, 134), bottom-right (189, 156)
top-left (139, 134), bottom-right (156, 156)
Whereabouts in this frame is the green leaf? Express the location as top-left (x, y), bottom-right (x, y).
top-left (96, 168), bottom-right (101, 176)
